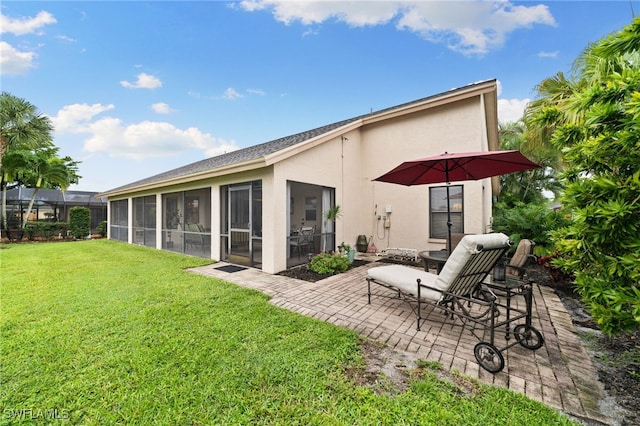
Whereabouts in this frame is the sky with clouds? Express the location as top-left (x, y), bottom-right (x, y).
top-left (1, 1), bottom-right (636, 191)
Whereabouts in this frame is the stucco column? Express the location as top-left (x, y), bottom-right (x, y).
top-left (210, 185), bottom-right (220, 261)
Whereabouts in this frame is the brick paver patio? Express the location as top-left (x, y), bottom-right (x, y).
top-left (189, 259), bottom-right (612, 424)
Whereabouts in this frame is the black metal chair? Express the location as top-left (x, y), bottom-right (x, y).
top-left (366, 233), bottom-right (544, 373)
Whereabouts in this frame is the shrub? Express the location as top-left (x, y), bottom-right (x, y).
top-left (24, 222), bottom-right (39, 240)
top-left (22, 222), bottom-right (69, 240)
top-left (492, 201), bottom-right (569, 255)
top-left (69, 207), bottom-right (91, 239)
top-left (43, 222), bottom-right (69, 239)
top-left (308, 252), bottom-right (349, 275)
top-left (97, 220), bottom-right (107, 237)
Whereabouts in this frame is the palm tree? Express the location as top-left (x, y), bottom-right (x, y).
top-left (20, 149), bottom-right (80, 229)
top-left (0, 149), bottom-right (31, 233)
top-left (497, 122), bottom-right (563, 205)
top-left (1, 93), bottom-right (54, 237)
top-left (522, 72), bottom-right (584, 170)
top-left (0, 92), bottom-right (53, 170)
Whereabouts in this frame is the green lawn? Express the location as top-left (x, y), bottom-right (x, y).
top-left (0, 240), bottom-right (575, 425)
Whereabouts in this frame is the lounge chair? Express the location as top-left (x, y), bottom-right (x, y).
top-left (366, 233), bottom-right (544, 373)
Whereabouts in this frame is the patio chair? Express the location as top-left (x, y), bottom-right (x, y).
top-left (505, 239), bottom-right (536, 280)
top-left (366, 233), bottom-right (544, 373)
top-left (184, 223), bottom-right (207, 253)
top-left (290, 226), bottom-right (314, 258)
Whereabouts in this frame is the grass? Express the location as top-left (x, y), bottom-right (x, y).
top-left (1, 240), bottom-right (576, 425)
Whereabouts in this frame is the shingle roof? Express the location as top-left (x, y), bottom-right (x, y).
top-left (103, 116), bottom-right (361, 194)
top-left (102, 79), bottom-right (495, 195)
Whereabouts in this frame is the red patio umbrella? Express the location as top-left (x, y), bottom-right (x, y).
top-left (373, 150), bottom-right (540, 253)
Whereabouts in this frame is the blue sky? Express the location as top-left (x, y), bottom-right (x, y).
top-left (1, 1), bottom-right (636, 191)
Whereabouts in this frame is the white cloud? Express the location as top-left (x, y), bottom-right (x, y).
top-left (151, 102), bottom-right (175, 114)
top-left (394, 2), bottom-right (557, 56)
top-left (85, 120), bottom-right (239, 159)
top-left (239, 0), bottom-right (556, 56)
top-left (57, 34), bottom-right (77, 43)
top-left (222, 87), bottom-right (243, 100)
top-left (50, 103), bottom-right (116, 133)
top-left (239, 0), bottom-right (399, 26)
top-left (247, 88), bottom-right (266, 96)
top-left (120, 72), bottom-right (163, 89)
top-left (0, 10), bottom-right (58, 75)
top-left (0, 41), bottom-right (36, 75)
top-left (538, 50), bottom-right (559, 59)
top-left (497, 98), bottom-right (530, 124)
top-left (0, 10), bottom-right (57, 35)
top-left (51, 103), bottom-right (238, 160)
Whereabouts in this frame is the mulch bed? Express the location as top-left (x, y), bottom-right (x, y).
top-left (277, 259), bottom-right (369, 282)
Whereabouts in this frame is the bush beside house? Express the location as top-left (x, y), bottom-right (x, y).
top-left (69, 207), bottom-right (91, 239)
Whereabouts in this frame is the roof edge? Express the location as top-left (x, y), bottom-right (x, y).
top-left (100, 79), bottom-right (498, 197)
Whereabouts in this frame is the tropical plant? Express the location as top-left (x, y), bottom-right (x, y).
top-left (20, 148), bottom-right (81, 229)
top-left (97, 220), bottom-right (108, 237)
top-left (497, 121), bottom-right (563, 206)
top-left (522, 72), bottom-right (584, 164)
top-left (1, 93), bottom-right (55, 236)
top-left (308, 251), bottom-right (349, 275)
top-left (492, 202), bottom-right (569, 255)
top-left (0, 149), bottom-right (31, 233)
top-left (321, 204), bottom-right (342, 252)
top-left (534, 17), bottom-right (640, 334)
top-left (0, 92), bottom-right (53, 172)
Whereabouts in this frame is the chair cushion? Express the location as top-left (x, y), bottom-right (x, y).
top-left (367, 265), bottom-right (442, 301)
top-left (507, 239), bottom-right (533, 276)
top-left (509, 239), bottom-right (533, 268)
top-left (368, 233), bottom-right (510, 302)
top-left (435, 233), bottom-right (510, 293)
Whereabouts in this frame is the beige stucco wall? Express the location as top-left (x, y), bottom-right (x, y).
top-left (358, 97), bottom-right (491, 253)
top-left (269, 93), bottom-right (494, 271)
top-left (104, 82), bottom-right (497, 274)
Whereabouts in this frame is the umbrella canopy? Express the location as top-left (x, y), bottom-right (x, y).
top-left (373, 150), bottom-right (540, 253)
top-left (373, 150), bottom-right (540, 186)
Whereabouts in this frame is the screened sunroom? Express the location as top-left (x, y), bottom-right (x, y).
top-left (1, 187), bottom-right (107, 233)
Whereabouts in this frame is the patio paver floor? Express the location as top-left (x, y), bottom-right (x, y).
top-left (189, 260), bottom-right (614, 424)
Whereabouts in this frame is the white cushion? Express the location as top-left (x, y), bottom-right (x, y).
top-left (368, 233), bottom-right (510, 302)
top-left (367, 265), bottom-right (443, 301)
top-left (436, 233), bottom-right (510, 290)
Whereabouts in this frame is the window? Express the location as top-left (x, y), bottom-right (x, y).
top-left (304, 197), bottom-right (317, 221)
top-left (429, 185), bottom-right (463, 239)
top-left (109, 199), bottom-right (128, 242)
top-left (162, 189), bottom-right (211, 258)
top-left (132, 195), bottom-right (156, 247)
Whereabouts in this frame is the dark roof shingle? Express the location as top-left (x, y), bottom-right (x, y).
top-left (102, 79), bottom-right (495, 195)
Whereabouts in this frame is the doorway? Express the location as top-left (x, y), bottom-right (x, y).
top-left (287, 181), bottom-right (335, 268)
top-left (229, 184), bottom-right (250, 264)
top-left (221, 181), bottom-right (262, 268)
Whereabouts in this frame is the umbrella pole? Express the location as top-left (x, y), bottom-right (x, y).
top-left (445, 161), bottom-right (452, 255)
top-left (446, 182), bottom-right (452, 255)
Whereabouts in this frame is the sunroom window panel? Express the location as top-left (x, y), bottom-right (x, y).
top-left (109, 199), bottom-right (128, 242)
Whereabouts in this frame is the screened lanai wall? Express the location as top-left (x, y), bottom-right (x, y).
top-left (109, 187), bottom-right (213, 259)
top-left (0, 187), bottom-right (107, 232)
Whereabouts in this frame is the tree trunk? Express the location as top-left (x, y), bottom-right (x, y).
top-left (21, 178), bottom-right (42, 230)
top-left (1, 180), bottom-right (6, 238)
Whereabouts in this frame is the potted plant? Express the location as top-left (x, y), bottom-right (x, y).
top-left (339, 242), bottom-right (356, 263)
top-left (321, 204), bottom-right (342, 252)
